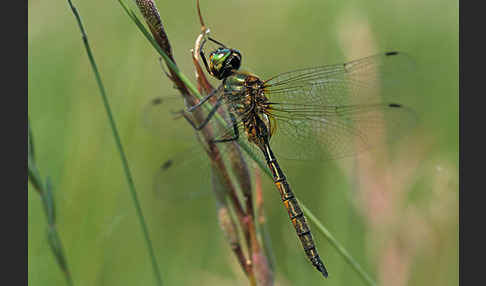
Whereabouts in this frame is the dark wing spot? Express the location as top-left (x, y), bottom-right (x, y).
top-left (388, 103), bottom-right (402, 108)
top-left (161, 159), bottom-right (173, 170)
top-left (385, 51), bottom-right (399, 56)
top-left (152, 97), bottom-right (162, 105)
top-left (343, 62), bottom-right (349, 72)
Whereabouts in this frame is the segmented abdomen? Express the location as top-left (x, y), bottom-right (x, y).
top-left (262, 144), bottom-right (328, 277)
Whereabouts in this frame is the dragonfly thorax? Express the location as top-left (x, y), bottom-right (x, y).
top-left (223, 71), bottom-right (268, 115)
top-left (222, 71), bottom-right (273, 148)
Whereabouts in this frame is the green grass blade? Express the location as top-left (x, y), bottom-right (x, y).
top-left (117, 0), bottom-right (200, 98)
top-left (66, 1), bottom-right (163, 285)
top-left (44, 177), bottom-right (56, 225)
top-left (28, 119), bottom-right (42, 193)
top-left (301, 204), bottom-right (377, 285)
top-left (28, 118), bottom-right (35, 162)
top-left (28, 119), bottom-right (73, 286)
top-left (28, 155), bottom-right (42, 194)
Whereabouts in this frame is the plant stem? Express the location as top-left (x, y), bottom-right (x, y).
top-left (66, 1), bottom-right (163, 285)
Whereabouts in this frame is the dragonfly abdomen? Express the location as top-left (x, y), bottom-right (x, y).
top-left (262, 144), bottom-right (329, 277)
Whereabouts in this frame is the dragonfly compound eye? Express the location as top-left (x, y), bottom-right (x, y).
top-left (209, 48), bottom-right (242, 79)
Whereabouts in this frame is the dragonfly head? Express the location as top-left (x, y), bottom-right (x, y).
top-left (208, 48), bottom-right (242, 80)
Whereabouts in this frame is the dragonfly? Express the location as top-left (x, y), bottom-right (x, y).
top-left (158, 36), bottom-right (417, 278)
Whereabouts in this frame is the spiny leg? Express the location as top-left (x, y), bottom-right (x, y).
top-left (212, 112), bottom-right (240, 143)
top-left (199, 36), bottom-right (229, 75)
top-left (187, 85), bottom-right (223, 112)
top-left (181, 96), bottom-right (223, 131)
top-left (199, 37), bottom-right (211, 75)
top-left (200, 49), bottom-right (211, 75)
top-left (208, 37), bottom-right (227, 48)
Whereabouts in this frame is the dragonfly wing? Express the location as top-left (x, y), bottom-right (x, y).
top-left (263, 52), bottom-right (418, 161)
top-left (268, 103), bottom-right (417, 161)
top-left (264, 52), bottom-right (416, 107)
top-left (142, 95), bottom-right (199, 141)
top-left (152, 143), bottom-right (215, 202)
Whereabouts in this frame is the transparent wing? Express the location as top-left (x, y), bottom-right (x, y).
top-left (152, 145), bottom-right (213, 202)
top-left (264, 51), bottom-right (416, 107)
top-left (142, 95), bottom-right (192, 140)
top-left (143, 88), bottom-right (237, 142)
top-left (143, 91), bottom-right (260, 202)
top-left (263, 52), bottom-right (419, 160)
top-left (151, 130), bottom-right (260, 203)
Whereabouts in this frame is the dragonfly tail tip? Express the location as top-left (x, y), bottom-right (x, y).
top-left (319, 268), bottom-right (329, 278)
top-left (313, 258), bottom-right (329, 278)
top-left (319, 266), bottom-right (329, 278)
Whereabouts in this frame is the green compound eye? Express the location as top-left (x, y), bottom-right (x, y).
top-left (208, 48), bottom-right (242, 79)
top-left (210, 49), bottom-right (230, 63)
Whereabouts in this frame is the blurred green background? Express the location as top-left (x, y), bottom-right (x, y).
top-left (28, 0), bottom-right (458, 285)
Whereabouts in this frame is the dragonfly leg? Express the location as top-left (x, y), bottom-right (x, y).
top-left (199, 37), bottom-right (228, 75)
top-left (208, 37), bottom-right (227, 48)
top-left (158, 57), bottom-right (171, 79)
top-left (212, 113), bottom-right (240, 143)
top-left (187, 85), bottom-right (223, 112)
top-left (199, 37), bottom-right (212, 75)
top-left (181, 96), bottom-right (223, 131)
